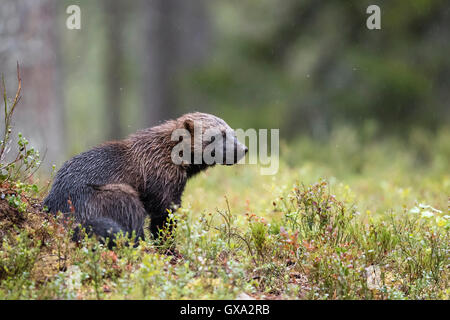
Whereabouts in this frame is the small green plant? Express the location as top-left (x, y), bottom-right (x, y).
top-left (0, 230), bottom-right (40, 280)
top-left (154, 210), bottom-right (178, 254)
top-left (0, 70), bottom-right (448, 300)
top-left (0, 65), bottom-right (41, 183)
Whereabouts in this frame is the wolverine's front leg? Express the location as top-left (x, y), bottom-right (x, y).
top-left (149, 214), bottom-right (166, 239)
top-left (149, 211), bottom-right (177, 240)
top-left (143, 186), bottom-right (182, 240)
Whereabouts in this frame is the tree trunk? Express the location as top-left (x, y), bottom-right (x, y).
top-left (141, 0), bottom-right (210, 126)
top-left (104, 0), bottom-right (125, 140)
top-left (0, 0), bottom-right (65, 169)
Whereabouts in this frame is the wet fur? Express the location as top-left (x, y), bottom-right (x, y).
top-left (44, 113), bottom-right (233, 244)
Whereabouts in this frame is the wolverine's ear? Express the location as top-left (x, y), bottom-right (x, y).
top-left (183, 119), bottom-right (195, 134)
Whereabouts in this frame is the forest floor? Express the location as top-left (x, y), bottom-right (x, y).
top-left (0, 128), bottom-right (449, 300)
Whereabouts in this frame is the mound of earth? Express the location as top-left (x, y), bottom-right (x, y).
top-left (0, 184), bottom-right (45, 240)
top-left (0, 183), bottom-right (72, 282)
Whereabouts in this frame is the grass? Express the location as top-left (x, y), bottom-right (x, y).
top-left (0, 126), bottom-right (448, 300)
top-left (0, 70), bottom-right (448, 300)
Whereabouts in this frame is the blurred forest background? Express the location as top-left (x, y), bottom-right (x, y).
top-left (0, 0), bottom-right (449, 172)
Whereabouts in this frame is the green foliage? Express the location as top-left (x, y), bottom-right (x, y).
top-left (0, 230), bottom-right (40, 281)
top-left (180, 0), bottom-right (449, 137)
top-left (0, 67), bottom-right (41, 184)
top-left (0, 133), bottom-right (41, 182)
top-left (0, 160), bottom-right (448, 299)
top-left (1, 127), bottom-right (448, 299)
top-left (0, 71), bottom-right (448, 298)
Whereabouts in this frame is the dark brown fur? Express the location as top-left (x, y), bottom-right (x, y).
top-left (44, 113), bottom-right (246, 245)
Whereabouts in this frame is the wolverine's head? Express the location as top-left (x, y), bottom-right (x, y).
top-left (171, 112), bottom-right (248, 168)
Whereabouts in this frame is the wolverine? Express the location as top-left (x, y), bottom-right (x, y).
top-left (44, 112), bottom-right (248, 244)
